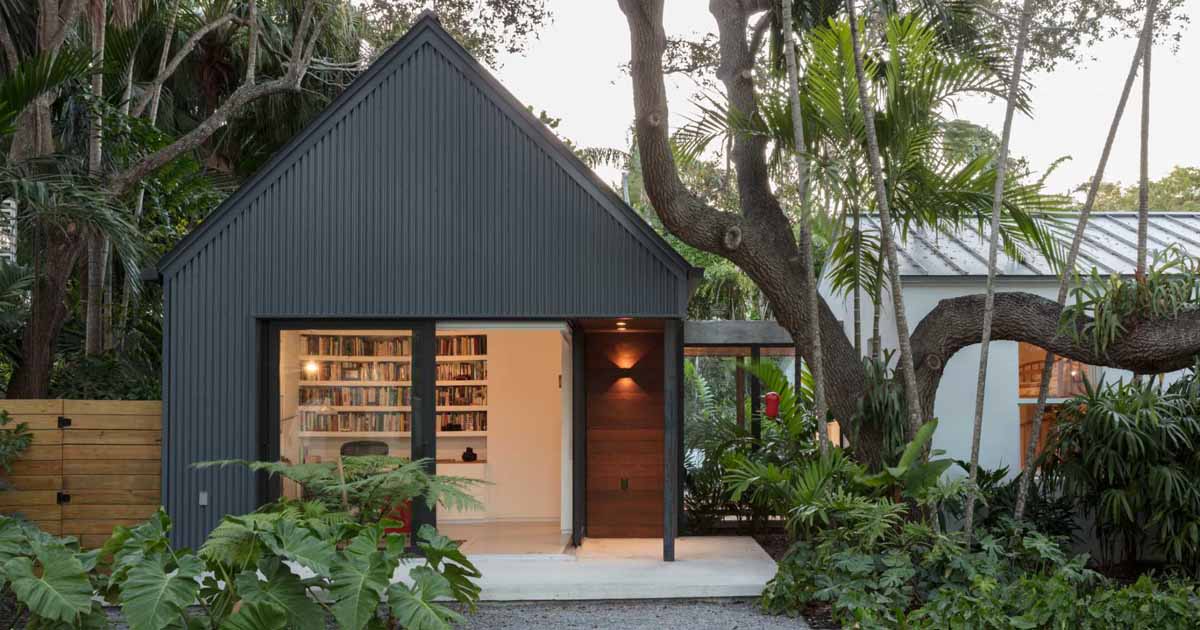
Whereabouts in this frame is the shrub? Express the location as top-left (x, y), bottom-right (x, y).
top-left (1039, 366), bottom-right (1200, 569)
top-left (198, 455), bottom-right (482, 526)
top-left (0, 505), bottom-right (480, 630)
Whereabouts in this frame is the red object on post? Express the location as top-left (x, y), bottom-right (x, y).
top-left (764, 391), bottom-right (780, 419)
top-left (384, 500), bottom-right (413, 535)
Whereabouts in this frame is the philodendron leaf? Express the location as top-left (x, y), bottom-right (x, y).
top-left (219, 601), bottom-right (290, 630)
top-left (120, 552), bottom-right (204, 630)
top-left (235, 558), bottom-right (325, 630)
top-left (261, 519), bottom-right (336, 577)
top-left (4, 545), bottom-right (92, 623)
top-left (897, 419), bottom-right (939, 469)
top-left (386, 566), bottom-right (464, 630)
top-left (415, 525), bottom-right (480, 605)
top-left (330, 527), bottom-right (395, 630)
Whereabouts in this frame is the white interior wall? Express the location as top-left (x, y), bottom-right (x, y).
top-left (439, 324), bottom-right (566, 524)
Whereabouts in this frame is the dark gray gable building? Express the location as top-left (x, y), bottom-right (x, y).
top-left (154, 13), bottom-right (699, 557)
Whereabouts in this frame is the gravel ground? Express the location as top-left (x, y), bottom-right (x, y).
top-left (453, 599), bottom-right (812, 629)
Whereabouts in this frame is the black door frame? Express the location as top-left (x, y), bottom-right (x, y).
top-left (257, 318), bottom-right (437, 533)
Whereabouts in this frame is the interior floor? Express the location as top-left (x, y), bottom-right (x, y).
top-left (439, 521), bottom-right (571, 556)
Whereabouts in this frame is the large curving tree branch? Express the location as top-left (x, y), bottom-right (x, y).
top-left (911, 291), bottom-right (1200, 414)
top-left (619, 0), bottom-right (868, 429)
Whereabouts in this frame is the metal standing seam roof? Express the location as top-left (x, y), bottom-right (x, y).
top-left (857, 212), bottom-right (1200, 277)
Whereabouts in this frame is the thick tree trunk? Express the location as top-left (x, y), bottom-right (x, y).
top-left (963, 0), bottom-right (1034, 542)
top-left (781, 0), bottom-right (830, 452)
top-left (8, 228), bottom-right (84, 397)
top-left (1013, 0), bottom-right (1157, 519)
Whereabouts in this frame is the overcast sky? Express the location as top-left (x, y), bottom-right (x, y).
top-left (490, 0), bottom-right (1198, 201)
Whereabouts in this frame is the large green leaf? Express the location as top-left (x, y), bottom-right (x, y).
top-left (386, 566), bottom-right (463, 630)
top-left (219, 601), bottom-right (290, 630)
top-left (119, 552), bottom-right (203, 630)
top-left (261, 519), bottom-right (336, 577)
top-left (235, 558), bottom-right (325, 630)
top-left (329, 527), bottom-right (396, 630)
top-left (415, 525), bottom-right (481, 605)
top-left (4, 545), bottom-right (92, 623)
top-left (897, 419), bottom-right (939, 469)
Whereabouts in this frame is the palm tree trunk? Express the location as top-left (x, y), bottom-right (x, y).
top-left (1136, 29), bottom-right (1151, 281)
top-left (84, 0), bottom-right (106, 356)
top-left (781, 0), bottom-right (831, 452)
top-left (853, 210), bottom-right (863, 357)
top-left (119, 0), bottom-right (179, 349)
top-left (844, 4), bottom-right (924, 438)
top-left (1014, 0), bottom-right (1158, 520)
top-left (963, 0), bottom-right (1034, 543)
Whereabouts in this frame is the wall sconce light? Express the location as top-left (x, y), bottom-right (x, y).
top-left (304, 360), bottom-right (319, 376)
top-left (615, 321), bottom-right (627, 331)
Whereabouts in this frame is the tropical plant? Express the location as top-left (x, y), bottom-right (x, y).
top-left (198, 455), bottom-right (483, 525)
top-left (1038, 369), bottom-right (1200, 570)
top-left (1059, 245), bottom-right (1200, 357)
top-left (0, 504), bottom-right (481, 629)
top-left (0, 411), bottom-right (32, 491)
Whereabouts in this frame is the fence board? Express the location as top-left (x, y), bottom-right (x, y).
top-left (64, 460), bottom-right (160, 475)
top-left (63, 430), bottom-right (161, 445)
top-left (1, 400), bottom-right (162, 547)
top-left (63, 445), bottom-right (159, 460)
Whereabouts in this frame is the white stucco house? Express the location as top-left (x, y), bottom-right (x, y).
top-left (822, 212), bottom-right (1200, 474)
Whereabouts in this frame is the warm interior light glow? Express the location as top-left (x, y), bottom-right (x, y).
top-left (304, 360), bottom-right (319, 375)
top-left (615, 321), bottom-right (627, 330)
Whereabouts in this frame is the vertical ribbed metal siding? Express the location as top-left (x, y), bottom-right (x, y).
top-left (162, 35), bottom-right (689, 546)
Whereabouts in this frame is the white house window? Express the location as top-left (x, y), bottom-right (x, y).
top-left (1016, 343), bottom-right (1097, 466)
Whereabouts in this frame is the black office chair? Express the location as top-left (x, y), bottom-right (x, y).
top-left (340, 440), bottom-right (389, 456)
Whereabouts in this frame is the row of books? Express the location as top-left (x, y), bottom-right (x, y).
top-left (436, 385), bottom-right (487, 406)
top-left (439, 412), bottom-right (487, 432)
top-left (301, 361), bottom-right (411, 382)
top-left (437, 360), bottom-right (487, 381)
top-left (437, 335), bottom-right (487, 356)
top-left (303, 335), bottom-right (411, 357)
top-left (299, 385), bottom-right (410, 407)
top-left (299, 411), bottom-right (411, 433)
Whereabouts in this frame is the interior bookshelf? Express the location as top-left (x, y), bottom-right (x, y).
top-left (296, 332), bottom-right (488, 440)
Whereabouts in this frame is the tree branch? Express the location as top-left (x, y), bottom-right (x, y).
top-left (910, 291), bottom-right (1200, 413)
top-left (47, 0), bottom-right (83, 53)
top-left (112, 0), bottom-right (325, 196)
top-left (245, 0), bottom-right (258, 85)
top-left (132, 12), bottom-right (236, 117)
top-left (0, 17), bottom-right (19, 69)
top-left (619, 0), bottom-right (866, 426)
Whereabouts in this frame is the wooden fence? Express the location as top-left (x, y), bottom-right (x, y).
top-left (0, 400), bottom-right (161, 547)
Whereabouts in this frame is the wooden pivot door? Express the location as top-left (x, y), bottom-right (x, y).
top-left (585, 331), bottom-right (664, 538)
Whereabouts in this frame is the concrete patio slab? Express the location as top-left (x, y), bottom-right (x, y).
top-left (460, 536), bottom-right (777, 601)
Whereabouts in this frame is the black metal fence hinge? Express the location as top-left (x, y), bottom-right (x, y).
top-left (56, 492), bottom-right (70, 504)
top-left (57, 416), bottom-right (72, 428)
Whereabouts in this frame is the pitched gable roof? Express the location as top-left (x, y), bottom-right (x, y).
top-left (155, 12), bottom-right (697, 285)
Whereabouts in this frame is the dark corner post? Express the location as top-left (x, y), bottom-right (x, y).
top-left (259, 320), bottom-right (282, 504)
top-left (664, 319), bottom-right (683, 561)
top-left (750, 345), bottom-right (762, 441)
top-left (571, 323), bottom-right (587, 547)
top-left (411, 321), bottom-right (437, 534)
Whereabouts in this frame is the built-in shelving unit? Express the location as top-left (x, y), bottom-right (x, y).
top-left (295, 332), bottom-right (488, 442)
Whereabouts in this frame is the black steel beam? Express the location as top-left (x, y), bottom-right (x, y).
top-left (663, 319), bottom-right (683, 561)
top-left (572, 324), bottom-right (587, 547)
top-left (411, 321), bottom-right (437, 533)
